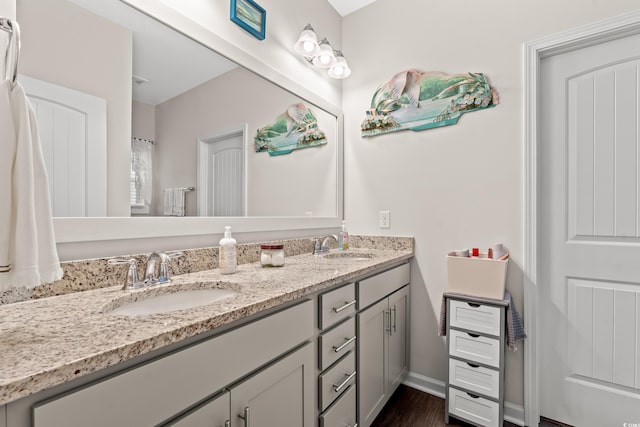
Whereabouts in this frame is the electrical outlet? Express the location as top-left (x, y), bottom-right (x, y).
top-left (379, 211), bottom-right (390, 228)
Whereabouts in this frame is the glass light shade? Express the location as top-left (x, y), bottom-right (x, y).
top-left (312, 38), bottom-right (336, 68)
top-left (294, 24), bottom-right (320, 57)
top-left (328, 54), bottom-right (351, 79)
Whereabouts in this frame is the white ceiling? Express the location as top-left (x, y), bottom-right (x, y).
top-left (327, 0), bottom-right (378, 16)
top-left (69, 0), bottom-right (237, 106)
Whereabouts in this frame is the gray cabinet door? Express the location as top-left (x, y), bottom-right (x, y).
top-left (231, 343), bottom-right (314, 427)
top-left (357, 298), bottom-right (388, 427)
top-left (387, 286), bottom-right (409, 392)
top-left (165, 391), bottom-right (230, 427)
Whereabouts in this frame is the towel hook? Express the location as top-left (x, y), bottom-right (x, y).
top-left (0, 17), bottom-right (21, 88)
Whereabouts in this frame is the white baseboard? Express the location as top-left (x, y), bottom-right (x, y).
top-left (403, 371), bottom-right (526, 426)
top-left (403, 371), bottom-right (446, 398)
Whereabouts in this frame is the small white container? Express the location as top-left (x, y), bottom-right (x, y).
top-left (260, 244), bottom-right (285, 267)
top-left (446, 252), bottom-right (508, 299)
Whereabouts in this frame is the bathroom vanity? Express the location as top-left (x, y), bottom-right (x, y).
top-left (0, 245), bottom-right (412, 427)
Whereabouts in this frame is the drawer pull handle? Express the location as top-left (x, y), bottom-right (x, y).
top-left (466, 392), bottom-right (480, 399)
top-left (224, 421), bottom-right (231, 427)
top-left (333, 300), bottom-right (356, 313)
top-left (467, 362), bottom-right (480, 368)
top-left (392, 305), bottom-right (397, 333)
top-left (333, 371), bottom-right (356, 393)
top-left (467, 302), bottom-right (481, 308)
top-left (467, 332), bottom-right (480, 338)
top-left (238, 406), bottom-right (250, 427)
top-left (333, 336), bottom-right (357, 353)
top-left (385, 310), bottom-right (392, 334)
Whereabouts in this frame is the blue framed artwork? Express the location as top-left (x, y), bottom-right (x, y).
top-left (230, 0), bottom-right (266, 40)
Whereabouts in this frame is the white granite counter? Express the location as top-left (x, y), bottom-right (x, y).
top-left (0, 247), bottom-right (412, 405)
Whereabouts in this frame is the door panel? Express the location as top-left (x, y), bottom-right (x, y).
top-left (166, 391), bottom-right (229, 427)
top-left (231, 343), bottom-right (314, 427)
top-left (539, 31), bottom-right (640, 425)
top-left (357, 298), bottom-right (387, 427)
top-left (387, 286), bottom-right (408, 391)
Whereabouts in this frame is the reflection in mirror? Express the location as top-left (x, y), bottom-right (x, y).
top-left (17, 0), bottom-right (338, 218)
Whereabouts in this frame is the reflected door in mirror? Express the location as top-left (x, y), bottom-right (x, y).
top-left (21, 75), bottom-right (107, 217)
top-left (198, 128), bottom-right (246, 216)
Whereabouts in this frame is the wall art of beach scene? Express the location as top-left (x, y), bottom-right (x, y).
top-left (361, 69), bottom-right (499, 137)
top-left (255, 103), bottom-right (327, 156)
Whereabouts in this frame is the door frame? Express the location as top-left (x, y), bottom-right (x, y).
top-left (197, 124), bottom-right (248, 217)
top-left (523, 9), bottom-right (640, 426)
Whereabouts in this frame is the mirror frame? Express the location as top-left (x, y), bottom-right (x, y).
top-left (18, 0), bottom-right (344, 243)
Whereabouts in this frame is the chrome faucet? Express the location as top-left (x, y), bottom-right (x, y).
top-left (109, 251), bottom-right (182, 290)
top-left (143, 251), bottom-right (182, 285)
top-left (313, 235), bottom-right (339, 255)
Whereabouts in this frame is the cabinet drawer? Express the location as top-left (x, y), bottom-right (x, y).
top-left (318, 351), bottom-right (356, 411)
top-left (33, 300), bottom-right (313, 427)
top-left (319, 283), bottom-right (356, 329)
top-left (449, 329), bottom-right (500, 368)
top-left (319, 317), bottom-right (356, 371)
top-left (448, 387), bottom-right (499, 427)
top-left (319, 384), bottom-right (356, 427)
top-left (449, 358), bottom-right (499, 399)
top-left (358, 263), bottom-right (410, 309)
top-left (449, 299), bottom-right (501, 336)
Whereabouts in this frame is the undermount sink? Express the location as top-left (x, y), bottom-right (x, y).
top-left (322, 251), bottom-right (376, 261)
top-left (105, 287), bottom-right (238, 316)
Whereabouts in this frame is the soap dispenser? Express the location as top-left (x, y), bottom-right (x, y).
top-left (339, 220), bottom-right (349, 251)
top-left (219, 226), bottom-right (237, 274)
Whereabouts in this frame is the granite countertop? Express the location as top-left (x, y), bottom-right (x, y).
top-left (0, 247), bottom-right (412, 406)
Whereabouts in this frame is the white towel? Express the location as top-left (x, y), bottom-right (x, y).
top-left (163, 188), bottom-right (174, 216)
top-left (0, 80), bottom-right (63, 290)
top-left (163, 188), bottom-right (185, 216)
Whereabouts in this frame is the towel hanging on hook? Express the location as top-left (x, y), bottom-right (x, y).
top-left (0, 17), bottom-right (21, 88)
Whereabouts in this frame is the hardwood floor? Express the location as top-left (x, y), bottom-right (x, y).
top-left (370, 385), bottom-right (568, 426)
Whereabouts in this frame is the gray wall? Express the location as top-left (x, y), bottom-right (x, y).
top-left (153, 67), bottom-right (338, 217)
top-left (342, 0), bottom-right (640, 408)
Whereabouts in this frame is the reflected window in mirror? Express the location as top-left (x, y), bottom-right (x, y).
top-left (130, 137), bottom-right (154, 215)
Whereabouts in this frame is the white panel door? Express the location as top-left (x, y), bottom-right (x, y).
top-left (539, 32), bottom-right (640, 425)
top-left (197, 128), bottom-right (245, 217)
top-left (19, 75), bottom-right (107, 217)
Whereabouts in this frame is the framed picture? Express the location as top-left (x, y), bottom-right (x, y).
top-left (230, 0), bottom-right (266, 40)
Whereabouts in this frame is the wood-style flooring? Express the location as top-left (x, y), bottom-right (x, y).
top-left (371, 385), bottom-right (568, 427)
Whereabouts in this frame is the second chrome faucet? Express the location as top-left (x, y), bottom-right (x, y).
top-left (313, 235), bottom-right (338, 255)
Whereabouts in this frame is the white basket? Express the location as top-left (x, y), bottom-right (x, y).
top-left (446, 252), bottom-right (508, 299)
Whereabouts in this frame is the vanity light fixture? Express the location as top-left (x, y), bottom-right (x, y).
top-left (294, 24), bottom-right (351, 79)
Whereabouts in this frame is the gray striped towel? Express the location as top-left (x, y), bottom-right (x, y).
top-left (439, 291), bottom-right (526, 351)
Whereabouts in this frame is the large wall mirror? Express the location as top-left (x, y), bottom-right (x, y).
top-left (15, 0), bottom-right (342, 243)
